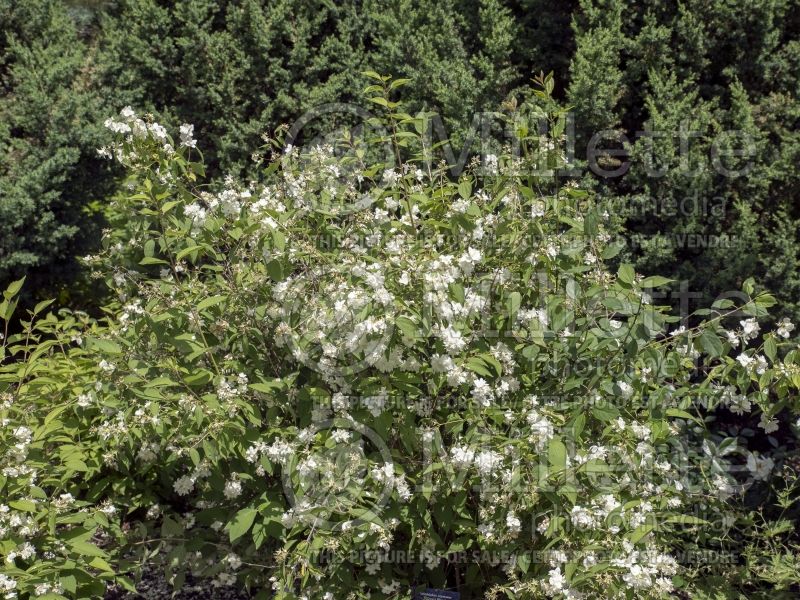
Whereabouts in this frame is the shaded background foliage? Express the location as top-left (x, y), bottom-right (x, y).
top-left (1, 0), bottom-right (798, 318)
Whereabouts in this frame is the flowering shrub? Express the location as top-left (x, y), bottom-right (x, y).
top-left (1, 76), bottom-right (799, 599)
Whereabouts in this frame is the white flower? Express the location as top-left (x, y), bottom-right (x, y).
top-left (184, 203), bottom-right (207, 227)
top-left (484, 154), bottom-right (499, 174)
top-left (776, 317), bottom-right (795, 338)
top-left (617, 381), bottom-right (634, 399)
top-left (331, 429), bottom-right (351, 443)
top-left (725, 330), bottom-right (740, 348)
top-left (470, 378), bottom-right (494, 407)
top-left (173, 475), bottom-right (195, 496)
top-left (179, 123), bottom-right (197, 148)
top-left (506, 512), bottom-right (521, 535)
top-left (104, 117), bottom-right (131, 135)
top-left (12, 426), bottom-right (32, 443)
top-left (712, 474), bottom-right (735, 500)
top-left (148, 122), bottom-right (168, 142)
top-left (439, 325), bottom-right (466, 354)
top-left (224, 553), bottom-right (242, 570)
top-left (474, 450), bottom-right (502, 476)
top-left (536, 517), bottom-right (550, 535)
top-left (137, 443), bottom-right (158, 463)
top-left (382, 169), bottom-right (399, 185)
top-left (99, 501), bottom-right (117, 516)
top-left (740, 318), bottom-right (760, 341)
top-left (458, 247), bottom-right (482, 275)
top-left (570, 506), bottom-right (595, 529)
top-left (450, 445), bottom-right (475, 469)
top-left (520, 307), bottom-right (549, 327)
top-left (380, 580), bottom-right (401, 594)
top-left (35, 583), bottom-right (54, 596)
top-left (18, 542), bottom-right (36, 560)
top-left (631, 422), bottom-right (650, 440)
top-left (224, 478), bottom-right (243, 499)
top-left (0, 574), bottom-right (17, 592)
top-left (746, 453), bottom-right (774, 481)
top-left (431, 353), bottom-right (455, 373)
top-left (623, 564), bottom-right (653, 589)
top-left (544, 567), bottom-right (566, 593)
top-left (758, 413), bottom-right (779, 434)
top-left (527, 410), bottom-right (554, 447)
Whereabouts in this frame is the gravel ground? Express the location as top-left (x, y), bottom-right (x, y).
top-left (104, 569), bottom-right (252, 600)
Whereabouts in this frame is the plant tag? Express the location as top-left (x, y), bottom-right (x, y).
top-left (415, 590), bottom-right (460, 600)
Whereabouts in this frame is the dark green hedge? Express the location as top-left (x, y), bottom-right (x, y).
top-left (1, 0), bottom-right (798, 318)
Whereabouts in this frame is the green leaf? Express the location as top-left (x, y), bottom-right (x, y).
top-left (197, 295), bottom-right (226, 311)
top-left (558, 482), bottom-right (578, 504)
top-left (64, 458), bottom-right (89, 472)
top-left (250, 381), bottom-right (284, 393)
top-left (266, 259), bottom-right (285, 282)
top-left (665, 408), bottom-right (700, 423)
top-left (139, 256), bottom-right (168, 266)
top-left (572, 413), bottom-right (586, 438)
top-left (33, 298), bottom-right (55, 314)
top-left (230, 507), bottom-right (258, 542)
top-left (89, 557), bottom-right (114, 572)
top-left (9, 499), bottom-right (36, 512)
top-left (59, 575), bottom-right (77, 594)
top-left (699, 329), bottom-right (724, 358)
top-left (86, 337), bottom-right (122, 354)
top-left (548, 439), bottom-right (567, 473)
top-left (506, 291), bottom-right (521, 319)
top-left (754, 293), bottom-right (777, 308)
top-left (591, 404), bottom-right (619, 422)
top-left (628, 523), bottom-right (654, 543)
top-left (764, 336), bottom-right (777, 362)
top-left (600, 242), bottom-right (624, 259)
top-left (396, 316), bottom-right (420, 341)
top-left (252, 521), bottom-right (268, 549)
top-left (161, 516), bottom-right (184, 537)
top-left (664, 515), bottom-right (708, 525)
top-left (617, 264), bottom-right (635, 285)
top-left (517, 553), bottom-right (531, 574)
top-left (185, 370), bottom-right (213, 387)
top-left (4, 277), bottom-right (25, 299)
top-left (67, 540), bottom-right (107, 557)
top-left (458, 179), bottom-right (472, 199)
top-left (176, 245), bottom-right (203, 260)
top-left (640, 276), bottom-right (673, 288)
top-left (464, 357), bottom-right (493, 378)
top-left (583, 210), bottom-right (598, 236)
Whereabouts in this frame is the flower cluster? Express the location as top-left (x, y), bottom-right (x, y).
top-left (1, 79), bottom-right (799, 599)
